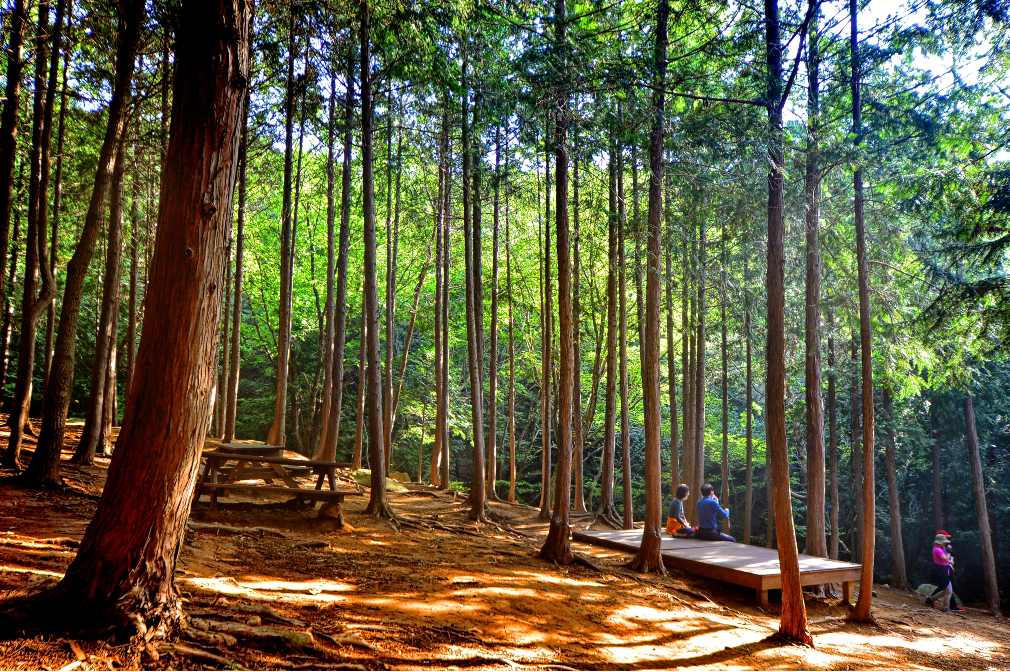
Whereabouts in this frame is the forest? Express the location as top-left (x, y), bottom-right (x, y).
top-left (0, 0), bottom-right (1009, 663)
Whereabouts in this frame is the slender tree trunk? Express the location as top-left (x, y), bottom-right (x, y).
top-left (828, 331), bottom-right (839, 560)
top-left (360, 2), bottom-right (391, 517)
top-left (0, 164), bottom-right (22, 407)
top-left (964, 391), bottom-right (1001, 618)
top-left (487, 126), bottom-right (501, 500)
top-left (931, 399), bottom-right (942, 532)
top-left (849, 0), bottom-right (877, 623)
top-left (1, 0), bottom-right (249, 633)
top-left (850, 339), bottom-right (862, 564)
top-left (618, 144), bottom-right (633, 530)
top-left (44, 3), bottom-right (72, 393)
top-left (541, 5), bottom-right (573, 558)
top-left (632, 0), bottom-right (668, 574)
top-left (439, 139), bottom-right (451, 492)
top-left (883, 388), bottom-right (909, 589)
top-left (390, 235), bottom-right (434, 431)
top-left (266, 9), bottom-right (298, 447)
top-left (804, 6), bottom-right (827, 561)
top-left (353, 302), bottom-right (366, 471)
top-left (744, 246), bottom-right (753, 544)
top-left (665, 166), bottom-right (678, 493)
top-left (683, 238), bottom-right (695, 525)
top-left (97, 289), bottom-right (119, 456)
top-left (431, 114), bottom-right (446, 486)
top-left (690, 209), bottom-right (707, 519)
top-left (0, 0), bottom-right (28, 297)
top-left (223, 90), bottom-right (248, 443)
top-left (766, 0), bottom-right (811, 644)
top-left (124, 169), bottom-right (141, 406)
top-left (632, 146), bottom-right (644, 355)
top-left (316, 49), bottom-right (356, 461)
top-left (572, 134), bottom-right (585, 512)
top-left (539, 123), bottom-right (552, 520)
top-left (6, 0), bottom-right (62, 469)
top-left (720, 221), bottom-right (729, 535)
top-left (74, 141), bottom-right (126, 463)
top-left (507, 189), bottom-right (517, 503)
top-left (596, 131), bottom-right (620, 527)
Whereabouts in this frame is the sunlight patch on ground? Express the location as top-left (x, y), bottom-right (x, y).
top-left (511, 569), bottom-right (607, 587)
top-left (0, 565), bottom-right (64, 578)
top-left (816, 628), bottom-right (1004, 661)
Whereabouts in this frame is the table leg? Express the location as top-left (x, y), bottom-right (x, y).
top-left (843, 581), bottom-right (853, 605)
top-left (758, 589), bottom-right (770, 607)
top-left (193, 458), bottom-right (212, 507)
top-left (327, 470), bottom-right (336, 491)
top-left (314, 473), bottom-right (326, 490)
top-left (269, 462), bottom-right (303, 489)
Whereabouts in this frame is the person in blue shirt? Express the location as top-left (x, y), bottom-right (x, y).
top-left (695, 483), bottom-right (735, 542)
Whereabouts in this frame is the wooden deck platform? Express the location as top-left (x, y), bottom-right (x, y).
top-left (572, 529), bottom-right (861, 605)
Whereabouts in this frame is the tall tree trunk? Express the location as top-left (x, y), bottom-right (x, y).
top-left (1, 0), bottom-right (249, 633)
top-left (316, 48), bottom-right (356, 461)
top-left (124, 165), bottom-right (141, 406)
top-left (850, 339), bottom-right (862, 564)
top-left (804, 6), bottom-right (827, 561)
top-left (97, 287), bottom-right (119, 456)
top-left (390, 234), bottom-right (434, 432)
top-left (24, 0), bottom-right (142, 486)
top-left (487, 126), bottom-right (501, 500)
top-left (828, 330), bottom-right (839, 560)
top-left (360, 1), bottom-right (391, 517)
top-left (507, 188), bottom-right (517, 503)
top-left (0, 163), bottom-right (22, 408)
top-left (720, 220), bottom-right (729, 535)
top-left (665, 165), bottom-right (678, 493)
top-left (631, 0), bottom-right (668, 574)
top-left (883, 388), bottom-right (908, 589)
top-left (383, 93), bottom-right (401, 475)
top-left (223, 89), bottom-right (248, 443)
top-left (632, 146), bottom-right (644, 355)
top-left (964, 391), bottom-right (1001, 618)
top-left (618, 144), bottom-right (633, 530)
top-left (73, 141), bottom-right (126, 464)
top-left (744, 245), bottom-right (753, 544)
top-left (44, 2), bottom-right (72, 393)
top-left (931, 399), bottom-right (942, 532)
top-left (5, 0), bottom-right (62, 470)
top-left (766, 0), bottom-right (811, 644)
top-left (439, 136), bottom-right (451, 491)
top-left (690, 208), bottom-right (707, 520)
top-left (461, 59), bottom-right (487, 521)
top-left (596, 130), bottom-right (620, 527)
top-left (431, 113), bottom-right (446, 486)
top-left (849, 0), bottom-right (877, 623)
top-left (266, 8), bottom-right (298, 447)
top-left (353, 302), bottom-right (366, 471)
top-left (572, 134), bottom-right (585, 512)
top-left (683, 238), bottom-right (695, 524)
top-left (539, 123), bottom-right (552, 520)
top-left (0, 0), bottom-right (28, 299)
top-left (541, 3), bottom-right (573, 558)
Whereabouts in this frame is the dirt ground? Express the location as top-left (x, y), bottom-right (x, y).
top-left (2, 428), bottom-right (1009, 670)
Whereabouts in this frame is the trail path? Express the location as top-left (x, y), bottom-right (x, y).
top-left (1, 431), bottom-right (1007, 669)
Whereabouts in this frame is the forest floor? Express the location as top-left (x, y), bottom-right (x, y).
top-left (1, 430), bottom-right (1009, 670)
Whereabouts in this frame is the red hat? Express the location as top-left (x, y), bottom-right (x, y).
top-left (937, 530), bottom-right (952, 538)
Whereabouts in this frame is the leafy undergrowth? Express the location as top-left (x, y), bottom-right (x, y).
top-left (1, 436), bottom-right (1009, 669)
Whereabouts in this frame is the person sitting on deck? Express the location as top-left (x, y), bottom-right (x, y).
top-left (666, 484), bottom-right (696, 537)
top-left (695, 483), bottom-right (735, 542)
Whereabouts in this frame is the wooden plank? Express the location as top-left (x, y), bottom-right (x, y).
top-left (197, 484), bottom-right (356, 501)
top-left (203, 451), bottom-right (351, 469)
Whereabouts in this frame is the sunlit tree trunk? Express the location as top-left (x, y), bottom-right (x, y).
top-left (572, 133), bottom-right (585, 513)
top-left (618, 144), bottom-right (633, 530)
top-left (2, 0), bottom-right (249, 632)
top-left (828, 330), bottom-right (839, 560)
top-left (720, 220), bottom-right (729, 535)
top-left (507, 189), bottom-right (517, 503)
top-left (353, 298), bottom-right (366, 470)
top-left (766, 0), bottom-right (811, 644)
top-left (964, 391), bottom-right (1001, 618)
top-left (743, 242), bottom-right (753, 545)
top-left (431, 114), bottom-right (446, 485)
top-left (883, 388), bottom-right (908, 589)
top-left (539, 122), bottom-right (553, 520)
top-left (487, 126), bottom-right (502, 501)
top-left (631, 0), bottom-right (668, 574)
top-left (223, 90), bottom-right (249, 443)
top-left (665, 165), bottom-right (678, 493)
top-left (850, 339), bottom-right (862, 564)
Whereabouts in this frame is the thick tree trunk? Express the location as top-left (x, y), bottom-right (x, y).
top-left (803, 7), bottom-right (827, 561)
top-left (883, 388), bottom-right (908, 589)
top-left (849, 0), bottom-right (877, 623)
top-left (223, 91), bottom-right (248, 443)
top-left (1, 0), bottom-right (248, 633)
top-left (74, 142), bottom-right (127, 464)
top-left (964, 391), bottom-right (1001, 618)
top-left (0, 0), bottom-right (28, 297)
top-left (24, 0), bottom-right (142, 486)
top-left (316, 50), bottom-right (356, 461)
top-left (266, 9), bottom-right (298, 447)
top-left (596, 133), bottom-right (620, 527)
top-left (541, 8), bottom-right (573, 558)
top-left (631, 0), bottom-right (668, 574)
top-left (618, 145), bottom-right (633, 530)
top-left (360, 2), bottom-right (391, 517)
top-left (766, 0), bottom-right (811, 644)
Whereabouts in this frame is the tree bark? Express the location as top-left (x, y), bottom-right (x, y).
top-left (744, 247), bottom-right (753, 545)
top-left (539, 121), bottom-right (553, 520)
top-left (439, 133), bottom-right (451, 491)
top-left (541, 3), bottom-right (573, 559)
top-left (266, 8), bottom-right (298, 447)
top-left (883, 388), bottom-right (908, 589)
top-left (720, 220), bottom-right (729, 535)
top-left (360, 1), bottom-right (391, 517)
top-left (487, 126), bottom-right (502, 500)
top-left (507, 188), bottom-right (517, 503)
top-left (1, 0), bottom-right (248, 634)
top-left (223, 89), bottom-right (248, 443)
top-left (0, 0), bottom-right (28, 300)
top-left (964, 391), bottom-right (1001, 618)
top-left (124, 163), bottom-right (141, 406)
top-left (24, 0), bottom-right (142, 486)
top-left (632, 146), bottom-right (644, 355)
top-left (596, 130), bottom-right (620, 527)
top-left (766, 0), bottom-right (812, 644)
top-left (74, 142), bottom-right (127, 464)
top-left (665, 165), bottom-right (678, 494)
top-left (850, 339), bottom-right (863, 564)
top-left (689, 207), bottom-right (707, 521)
top-left (572, 133), bottom-right (585, 512)
top-left (828, 331), bottom-right (839, 560)
top-left (431, 113), bottom-right (446, 485)
top-left (849, 0), bottom-right (877, 623)
top-left (631, 0), bottom-right (668, 574)
top-left (618, 144), bottom-right (633, 530)
top-left (931, 399), bottom-right (942, 532)
top-left (353, 302), bottom-right (366, 471)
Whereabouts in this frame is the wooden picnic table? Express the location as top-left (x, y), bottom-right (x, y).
top-left (194, 448), bottom-right (356, 525)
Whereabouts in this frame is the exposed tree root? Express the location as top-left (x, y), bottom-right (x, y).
top-left (186, 521), bottom-right (287, 538)
top-left (586, 505), bottom-right (623, 530)
top-left (157, 642), bottom-right (237, 668)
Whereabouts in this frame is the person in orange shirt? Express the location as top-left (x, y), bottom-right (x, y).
top-left (666, 484), bottom-right (696, 537)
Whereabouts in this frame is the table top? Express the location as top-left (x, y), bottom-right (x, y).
top-left (215, 443), bottom-right (285, 457)
top-left (203, 451), bottom-right (351, 469)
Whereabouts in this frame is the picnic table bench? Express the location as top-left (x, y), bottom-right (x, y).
top-left (194, 444), bottom-right (356, 525)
